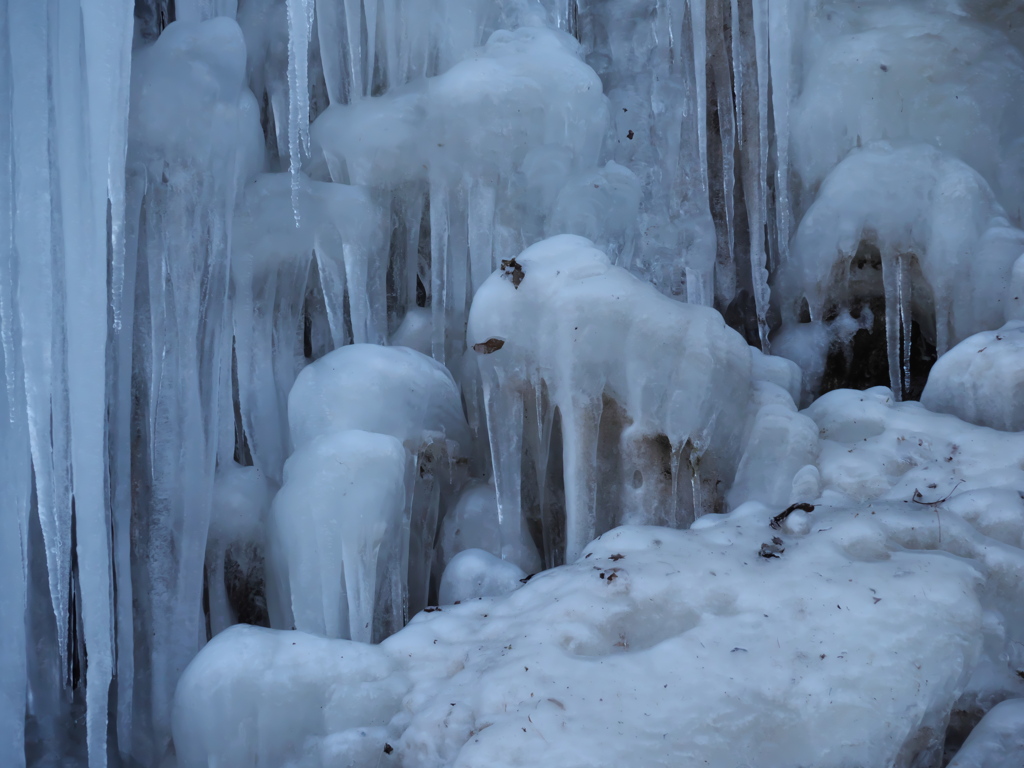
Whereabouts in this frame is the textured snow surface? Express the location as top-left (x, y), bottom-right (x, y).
top-left (175, 388), bottom-right (1024, 767)
top-left (176, 505), bottom-right (987, 768)
top-left (5, 0), bottom-right (1024, 766)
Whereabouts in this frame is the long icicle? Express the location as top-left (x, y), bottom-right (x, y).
top-left (10, 0), bottom-right (71, 683)
top-left (0, 3), bottom-right (33, 763)
top-left (287, 0), bottom-right (315, 222)
top-left (751, 0), bottom-right (771, 351)
top-left (768, 0), bottom-right (793, 266)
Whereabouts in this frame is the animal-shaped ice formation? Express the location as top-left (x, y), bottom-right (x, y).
top-left (467, 235), bottom-right (754, 563)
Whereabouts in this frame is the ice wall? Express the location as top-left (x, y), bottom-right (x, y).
top-left (2, 0), bottom-right (1024, 765)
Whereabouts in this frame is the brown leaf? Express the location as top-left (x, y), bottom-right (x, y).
top-left (473, 337), bottom-right (505, 354)
top-left (500, 258), bottom-right (525, 288)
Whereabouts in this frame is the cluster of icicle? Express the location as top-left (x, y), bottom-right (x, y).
top-left (3, 0), bottom-right (1024, 766)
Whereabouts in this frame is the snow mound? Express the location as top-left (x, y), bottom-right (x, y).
top-left (175, 502), bottom-right (989, 768)
top-left (922, 322), bottom-right (1024, 432)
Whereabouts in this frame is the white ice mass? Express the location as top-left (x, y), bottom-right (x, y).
top-left (4, 0), bottom-right (1024, 767)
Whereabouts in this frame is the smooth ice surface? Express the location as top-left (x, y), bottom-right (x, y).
top-left (438, 481), bottom-right (541, 575)
top-left (267, 430), bottom-right (407, 642)
top-left (921, 322), bottom-right (1024, 432)
top-left (437, 548), bottom-right (526, 605)
top-left (288, 343), bottom-right (471, 456)
top-left (792, 4), bottom-right (1024, 220)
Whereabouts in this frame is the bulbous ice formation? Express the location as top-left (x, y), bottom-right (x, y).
top-left (284, 343), bottom-right (472, 617)
top-left (287, 343), bottom-right (471, 456)
top-left (947, 697), bottom-right (1024, 768)
top-left (266, 430), bottom-right (407, 642)
top-left (438, 548), bottom-right (527, 605)
top-left (922, 322), bottom-right (1024, 432)
top-left (467, 235), bottom-right (754, 563)
top-left (310, 26), bottom-right (607, 187)
top-left (439, 480), bottom-right (541, 575)
top-left (130, 17), bottom-right (265, 177)
top-left (172, 625), bottom-right (405, 768)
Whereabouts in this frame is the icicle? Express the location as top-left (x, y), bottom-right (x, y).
top-left (559, 396), bottom-right (601, 563)
top-left (898, 254), bottom-right (912, 398)
top-left (882, 253), bottom-right (902, 400)
top-left (365, 0), bottom-right (378, 94)
top-left (669, 441), bottom-right (689, 527)
top-left (406, 446), bottom-right (442, 617)
top-left (287, 0), bottom-right (315, 222)
top-left (0, 5), bottom-right (32, 758)
top-left (316, 0), bottom-right (344, 104)
top-left (74, 6), bottom-right (134, 762)
top-left (430, 172), bottom-right (450, 364)
top-left (690, 0), bottom-right (708, 195)
top-left (445, 181), bottom-right (471, 362)
top-left (709, 0), bottom-right (737, 305)
top-left (751, 0), bottom-right (771, 351)
top-left (382, 0), bottom-right (401, 89)
top-left (468, 176), bottom-right (497, 295)
top-left (0, 337), bottom-right (30, 768)
top-left (110, 164), bottom-right (145, 761)
top-left (343, 0), bottom-right (364, 98)
top-left (10, 0), bottom-right (71, 681)
top-left (730, 0), bottom-right (744, 156)
top-left (685, 266), bottom-right (708, 306)
top-left (401, 187), bottom-right (426, 313)
top-left (768, 0), bottom-right (793, 266)
top-left (482, 370), bottom-right (529, 565)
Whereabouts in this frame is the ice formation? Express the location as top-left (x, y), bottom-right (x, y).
top-left (267, 429), bottom-right (407, 642)
top-left (4, 0), bottom-right (1024, 766)
top-left (173, 506), bottom-right (993, 768)
top-left (921, 322), bottom-right (1024, 433)
top-left (467, 234), bottom-right (755, 563)
top-left (776, 143), bottom-right (1024, 399)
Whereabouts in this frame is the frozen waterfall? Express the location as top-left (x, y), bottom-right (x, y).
top-left (3, 0), bottom-right (1024, 766)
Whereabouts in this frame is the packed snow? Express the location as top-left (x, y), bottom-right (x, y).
top-left (3, 0), bottom-right (1024, 767)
